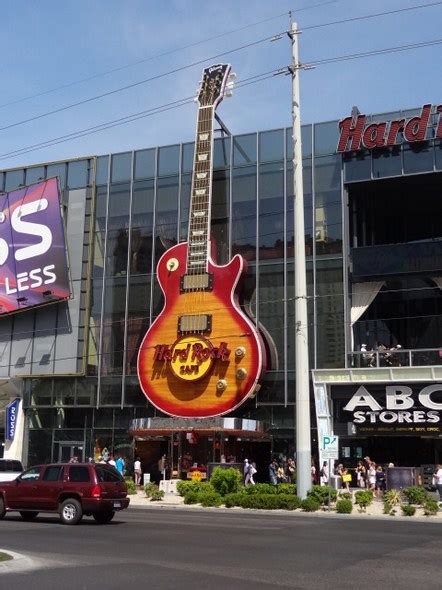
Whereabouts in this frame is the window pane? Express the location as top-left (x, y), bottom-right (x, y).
top-left (403, 143), bottom-right (433, 174)
top-left (233, 134), bottom-right (256, 166)
top-left (314, 120), bottom-right (340, 156)
top-left (154, 176), bottom-right (178, 264)
top-left (343, 151), bottom-right (371, 182)
top-left (111, 152), bottom-right (132, 183)
top-left (130, 180), bottom-right (154, 275)
top-left (96, 156), bottom-right (109, 185)
top-left (101, 278), bottom-right (126, 376)
top-left (135, 149), bottom-right (156, 179)
top-left (43, 465), bottom-right (64, 481)
top-left (158, 145), bottom-right (179, 176)
top-left (25, 167), bottom-right (45, 185)
top-left (106, 184), bottom-right (130, 276)
top-left (258, 162), bottom-right (284, 261)
top-left (68, 466), bottom-right (90, 482)
top-left (214, 137), bottom-right (231, 169)
top-left (232, 165), bottom-right (256, 261)
top-left (47, 163), bottom-right (67, 189)
top-left (372, 146), bottom-right (402, 178)
top-left (68, 160), bottom-right (89, 188)
top-left (259, 129), bottom-right (284, 162)
top-left (181, 143), bottom-right (194, 174)
top-left (5, 169), bottom-right (24, 191)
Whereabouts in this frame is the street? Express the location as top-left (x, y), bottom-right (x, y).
top-left (0, 507), bottom-right (441, 589)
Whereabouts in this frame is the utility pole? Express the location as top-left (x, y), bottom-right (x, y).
top-left (289, 19), bottom-right (311, 499)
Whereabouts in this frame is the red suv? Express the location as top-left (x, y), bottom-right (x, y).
top-left (0, 463), bottom-right (130, 525)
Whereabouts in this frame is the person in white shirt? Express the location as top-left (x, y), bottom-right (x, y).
top-left (320, 461), bottom-right (329, 486)
top-left (433, 464), bottom-right (442, 501)
top-left (134, 457), bottom-right (142, 486)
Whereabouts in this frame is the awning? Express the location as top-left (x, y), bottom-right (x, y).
top-left (129, 417), bottom-right (269, 440)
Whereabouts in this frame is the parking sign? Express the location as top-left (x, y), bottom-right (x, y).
top-left (321, 435), bottom-right (339, 460)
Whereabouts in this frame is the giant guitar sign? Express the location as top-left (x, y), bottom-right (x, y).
top-left (137, 64), bottom-right (268, 418)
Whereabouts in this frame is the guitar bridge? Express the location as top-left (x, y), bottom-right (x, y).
top-left (180, 273), bottom-right (213, 293)
top-left (178, 314), bottom-right (212, 334)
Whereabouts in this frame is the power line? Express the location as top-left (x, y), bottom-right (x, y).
top-left (302, 1), bottom-right (442, 32)
top-left (0, 35), bottom-right (282, 134)
top-left (305, 37), bottom-right (442, 67)
top-left (0, 69), bottom-right (282, 161)
top-left (0, 0), bottom-right (342, 112)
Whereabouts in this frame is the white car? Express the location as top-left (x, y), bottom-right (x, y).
top-left (0, 459), bottom-right (23, 482)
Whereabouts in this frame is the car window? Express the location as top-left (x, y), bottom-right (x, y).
top-left (12, 461), bottom-right (23, 472)
top-left (43, 466), bottom-right (64, 482)
top-left (20, 467), bottom-right (41, 481)
top-left (95, 465), bottom-right (124, 483)
top-left (68, 466), bottom-right (91, 482)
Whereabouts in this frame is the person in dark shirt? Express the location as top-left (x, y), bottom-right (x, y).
top-left (375, 466), bottom-right (386, 497)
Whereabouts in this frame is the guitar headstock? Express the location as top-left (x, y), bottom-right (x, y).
top-left (197, 63), bottom-right (235, 108)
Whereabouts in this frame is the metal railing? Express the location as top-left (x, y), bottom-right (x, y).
top-left (348, 348), bottom-right (442, 368)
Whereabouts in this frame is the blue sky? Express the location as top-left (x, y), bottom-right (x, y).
top-left (0, 0), bottom-right (441, 168)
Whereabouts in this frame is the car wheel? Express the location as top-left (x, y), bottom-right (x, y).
top-left (59, 498), bottom-right (83, 525)
top-left (92, 511), bottom-right (115, 524)
top-left (20, 511), bottom-right (39, 521)
top-left (0, 497), bottom-right (5, 519)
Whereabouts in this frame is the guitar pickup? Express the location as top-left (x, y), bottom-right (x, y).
top-left (178, 314), bottom-right (212, 334)
top-left (180, 273), bottom-right (213, 292)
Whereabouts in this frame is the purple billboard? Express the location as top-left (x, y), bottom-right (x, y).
top-left (0, 177), bottom-right (70, 315)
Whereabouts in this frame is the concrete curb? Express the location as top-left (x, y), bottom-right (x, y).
top-left (127, 500), bottom-right (442, 524)
top-left (0, 549), bottom-right (37, 573)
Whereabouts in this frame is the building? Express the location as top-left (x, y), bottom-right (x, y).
top-left (1, 102), bottom-right (441, 480)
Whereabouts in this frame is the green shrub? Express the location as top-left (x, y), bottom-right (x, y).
top-left (198, 490), bottom-right (223, 507)
top-left (423, 499), bottom-right (439, 516)
top-left (307, 485), bottom-right (337, 506)
top-left (338, 491), bottom-right (352, 501)
top-left (144, 481), bottom-right (159, 497)
top-left (183, 491), bottom-right (200, 505)
top-left (149, 489), bottom-right (165, 501)
top-left (354, 490), bottom-right (373, 511)
top-left (383, 500), bottom-right (393, 515)
top-left (244, 483), bottom-right (276, 495)
top-left (276, 483), bottom-right (297, 495)
top-left (224, 492), bottom-right (246, 508)
top-left (401, 504), bottom-right (416, 516)
top-left (402, 486), bottom-right (428, 506)
top-left (301, 497), bottom-right (320, 512)
top-left (125, 479), bottom-right (137, 495)
top-left (176, 480), bottom-right (210, 497)
top-left (336, 498), bottom-right (353, 514)
top-left (240, 494), bottom-right (280, 510)
top-left (275, 494), bottom-right (301, 510)
top-left (210, 467), bottom-right (242, 497)
top-left (384, 489), bottom-right (402, 506)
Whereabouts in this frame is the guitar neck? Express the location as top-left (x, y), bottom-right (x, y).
top-left (187, 106), bottom-right (215, 272)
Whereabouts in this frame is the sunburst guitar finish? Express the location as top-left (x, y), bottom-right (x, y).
top-left (137, 242), bottom-right (264, 417)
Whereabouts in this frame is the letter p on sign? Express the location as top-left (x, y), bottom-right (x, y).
top-left (321, 434), bottom-right (339, 460)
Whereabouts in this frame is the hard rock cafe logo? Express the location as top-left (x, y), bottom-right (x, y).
top-left (153, 337), bottom-right (231, 381)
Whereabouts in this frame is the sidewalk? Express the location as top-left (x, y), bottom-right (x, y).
top-left (128, 490), bottom-right (442, 522)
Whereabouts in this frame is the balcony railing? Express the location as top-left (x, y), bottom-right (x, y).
top-left (348, 348), bottom-right (442, 368)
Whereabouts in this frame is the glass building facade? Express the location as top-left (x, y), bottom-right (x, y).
top-left (0, 104), bottom-right (441, 472)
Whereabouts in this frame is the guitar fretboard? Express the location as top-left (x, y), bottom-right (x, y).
top-left (187, 106), bottom-right (214, 272)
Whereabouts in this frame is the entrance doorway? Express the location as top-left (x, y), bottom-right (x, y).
top-left (58, 442), bottom-right (84, 463)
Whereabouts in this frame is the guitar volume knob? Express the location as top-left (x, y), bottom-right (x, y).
top-left (216, 379), bottom-right (227, 392)
top-left (235, 346), bottom-right (246, 359)
top-left (236, 368), bottom-right (247, 380)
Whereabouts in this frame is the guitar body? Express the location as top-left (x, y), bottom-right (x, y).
top-left (137, 242), bottom-right (265, 417)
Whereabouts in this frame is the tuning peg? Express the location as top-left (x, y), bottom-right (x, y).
top-left (226, 81), bottom-right (235, 89)
top-left (228, 72), bottom-right (237, 81)
top-left (224, 90), bottom-right (233, 98)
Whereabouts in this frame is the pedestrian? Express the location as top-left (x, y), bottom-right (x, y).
top-left (339, 465), bottom-right (351, 490)
top-left (245, 461), bottom-right (257, 485)
top-left (311, 459), bottom-right (317, 485)
top-left (277, 463), bottom-right (286, 483)
top-left (320, 461), bottom-right (329, 486)
top-left (367, 462), bottom-right (376, 491)
top-left (375, 465), bottom-right (386, 497)
top-left (286, 458), bottom-right (296, 483)
top-left (115, 454), bottom-right (125, 475)
top-left (158, 454), bottom-right (167, 481)
top-left (108, 454), bottom-right (116, 468)
top-left (243, 458), bottom-right (250, 484)
top-left (269, 458), bottom-right (278, 485)
top-left (134, 456), bottom-right (142, 486)
top-left (356, 461), bottom-right (366, 488)
top-left (432, 464), bottom-right (442, 502)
